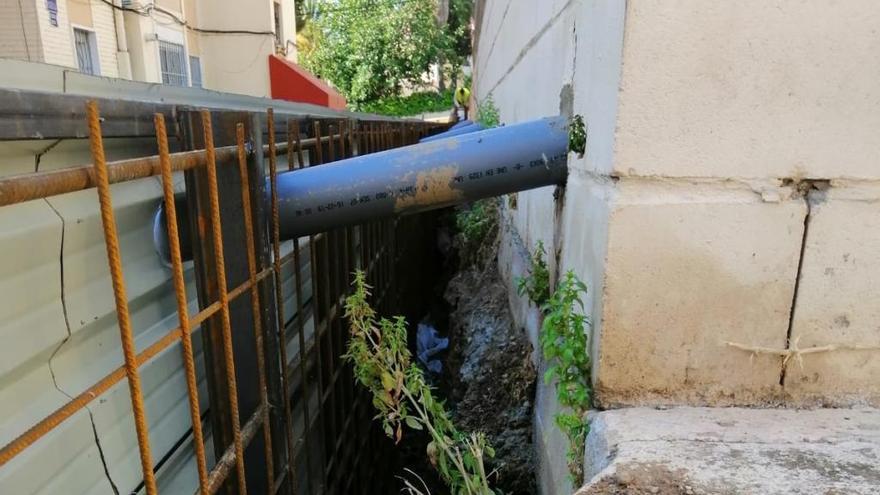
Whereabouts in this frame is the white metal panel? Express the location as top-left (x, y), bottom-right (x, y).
top-left (0, 134), bottom-right (210, 493)
top-left (0, 410), bottom-right (114, 494)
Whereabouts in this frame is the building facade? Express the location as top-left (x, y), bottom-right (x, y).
top-left (471, 1), bottom-right (880, 493)
top-left (0, 0), bottom-right (298, 97)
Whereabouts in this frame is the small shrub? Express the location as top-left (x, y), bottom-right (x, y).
top-left (517, 241), bottom-right (550, 307)
top-left (454, 198), bottom-right (499, 267)
top-left (345, 272), bottom-right (496, 494)
top-left (359, 89), bottom-right (455, 117)
top-left (475, 94), bottom-right (500, 128)
top-left (540, 271), bottom-right (592, 485)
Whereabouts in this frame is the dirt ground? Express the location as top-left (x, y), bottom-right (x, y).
top-left (442, 262), bottom-right (538, 494)
top-left (577, 463), bottom-right (718, 495)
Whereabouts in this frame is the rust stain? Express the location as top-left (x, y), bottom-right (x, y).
top-left (394, 165), bottom-right (463, 212)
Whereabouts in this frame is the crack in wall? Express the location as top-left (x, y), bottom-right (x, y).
top-left (779, 180), bottom-right (828, 391)
top-left (485, 0), bottom-right (578, 96)
top-left (44, 198), bottom-right (121, 495)
top-left (34, 138), bottom-right (63, 173)
top-left (479, 0), bottom-right (512, 76)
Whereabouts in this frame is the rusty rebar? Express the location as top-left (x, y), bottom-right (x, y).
top-left (275, 115), bottom-right (298, 493)
top-left (155, 113), bottom-right (210, 494)
top-left (206, 405), bottom-right (266, 495)
top-left (0, 134), bottom-right (341, 207)
top-left (87, 100), bottom-right (158, 495)
top-left (200, 109), bottom-right (247, 495)
top-left (236, 121), bottom-right (274, 491)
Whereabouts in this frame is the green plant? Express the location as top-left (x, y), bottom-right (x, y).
top-left (517, 241), bottom-right (550, 307)
top-left (540, 270), bottom-right (592, 485)
top-left (301, 0), bottom-right (469, 107)
top-left (475, 94), bottom-right (500, 128)
top-left (455, 199), bottom-right (497, 243)
top-left (569, 115), bottom-right (586, 155)
top-left (454, 199), bottom-right (499, 267)
top-left (360, 89), bottom-right (455, 116)
top-left (345, 272), bottom-right (495, 495)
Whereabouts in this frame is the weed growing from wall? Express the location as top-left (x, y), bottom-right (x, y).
top-left (516, 240), bottom-right (550, 307)
top-left (540, 270), bottom-right (592, 485)
top-left (519, 247), bottom-right (592, 485)
top-left (345, 271), bottom-right (496, 494)
top-left (475, 94), bottom-right (500, 128)
top-left (568, 115), bottom-right (586, 155)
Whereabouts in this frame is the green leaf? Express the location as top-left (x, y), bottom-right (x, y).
top-left (405, 416), bottom-right (423, 430)
top-left (380, 371), bottom-right (395, 391)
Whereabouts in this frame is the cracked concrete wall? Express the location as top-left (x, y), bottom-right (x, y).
top-left (474, 1), bottom-right (880, 490)
top-left (0, 137), bottom-right (213, 494)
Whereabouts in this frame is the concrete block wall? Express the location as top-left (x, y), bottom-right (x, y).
top-left (474, 0), bottom-right (880, 491)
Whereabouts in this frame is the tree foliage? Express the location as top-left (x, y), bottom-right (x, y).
top-left (300, 0), bottom-right (471, 107)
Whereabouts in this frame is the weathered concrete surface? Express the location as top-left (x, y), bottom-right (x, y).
top-left (785, 184), bottom-right (880, 407)
top-left (613, 0), bottom-right (880, 180)
top-left (595, 180), bottom-right (806, 407)
top-left (577, 407), bottom-right (880, 495)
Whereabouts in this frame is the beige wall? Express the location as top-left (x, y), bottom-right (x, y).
top-left (474, 0), bottom-right (880, 460)
top-left (0, 0), bottom-right (297, 96)
top-left (0, 0), bottom-right (119, 77)
top-left (0, 0), bottom-right (43, 62)
top-left (38, 0), bottom-right (75, 67)
top-left (67, 0), bottom-right (93, 28)
top-left (89, 0), bottom-right (119, 77)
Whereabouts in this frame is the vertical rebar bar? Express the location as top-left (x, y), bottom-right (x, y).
top-left (236, 122), bottom-right (275, 492)
top-left (155, 113), bottom-right (210, 495)
top-left (274, 112), bottom-right (298, 495)
top-left (200, 110), bottom-right (248, 495)
top-left (86, 100), bottom-right (158, 495)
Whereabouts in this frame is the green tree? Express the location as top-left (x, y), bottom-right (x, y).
top-left (301, 0), bottom-right (468, 107)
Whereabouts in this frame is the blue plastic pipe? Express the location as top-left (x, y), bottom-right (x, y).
top-left (154, 116), bottom-right (569, 262)
top-left (276, 116), bottom-right (567, 239)
top-left (448, 119), bottom-right (473, 130)
top-left (419, 122), bottom-right (485, 143)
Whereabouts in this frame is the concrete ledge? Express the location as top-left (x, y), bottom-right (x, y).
top-left (577, 407), bottom-right (880, 495)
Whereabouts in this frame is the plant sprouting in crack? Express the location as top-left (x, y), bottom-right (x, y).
top-left (540, 270), bottom-right (592, 485)
top-left (569, 114), bottom-right (586, 156)
top-left (516, 240), bottom-right (550, 307)
top-left (344, 271), bottom-right (496, 495)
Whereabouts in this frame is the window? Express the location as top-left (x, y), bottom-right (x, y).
top-left (73, 28), bottom-right (100, 75)
top-left (274, 2), bottom-right (283, 48)
top-left (189, 56), bottom-right (202, 88)
top-left (159, 40), bottom-right (187, 86)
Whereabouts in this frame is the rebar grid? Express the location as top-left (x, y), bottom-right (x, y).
top-left (0, 99), bottom-right (437, 495)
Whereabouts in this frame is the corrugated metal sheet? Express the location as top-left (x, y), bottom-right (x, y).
top-left (0, 136), bottom-right (318, 493)
top-left (0, 136), bottom-right (214, 494)
top-left (0, 73), bottom-right (438, 493)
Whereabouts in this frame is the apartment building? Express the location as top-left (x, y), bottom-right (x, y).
top-left (0, 0), bottom-right (299, 98)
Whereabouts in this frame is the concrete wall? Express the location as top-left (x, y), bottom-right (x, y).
top-left (474, 0), bottom-right (880, 491)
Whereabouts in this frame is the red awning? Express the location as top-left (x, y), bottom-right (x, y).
top-left (268, 54), bottom-right (347, 110)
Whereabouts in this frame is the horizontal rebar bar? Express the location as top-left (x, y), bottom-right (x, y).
top-left (0, 134), bottom-right (342, 207)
